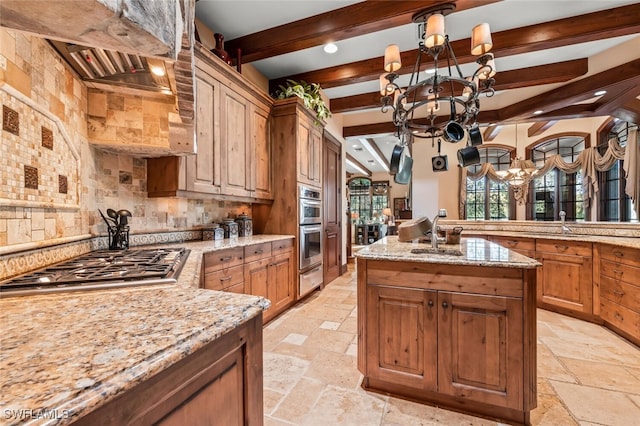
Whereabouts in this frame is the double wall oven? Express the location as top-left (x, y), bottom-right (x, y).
top-left (298, 185), bottom-right (323, 297)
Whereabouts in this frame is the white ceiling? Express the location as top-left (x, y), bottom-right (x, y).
top-left (195, 0), bottom-right (640, 174)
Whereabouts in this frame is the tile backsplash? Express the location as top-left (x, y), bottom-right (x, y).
top-left (0, 29), bottom-right (249, 254)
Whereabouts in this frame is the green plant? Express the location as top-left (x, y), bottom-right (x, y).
top-left (274, 79), bottom-right (331, 121)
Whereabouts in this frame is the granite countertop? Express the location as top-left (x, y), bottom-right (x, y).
top-left (458, 230), bottom-right (640, 250)
top-left (0, 234), bottom-right (293, 425)
top-left (355, 236), bottom-right (540, 269)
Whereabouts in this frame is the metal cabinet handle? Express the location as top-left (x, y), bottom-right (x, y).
top-left (220, 256), bottom-right (232, 262)
top-left (613, 269), bottom-right (623, 277)
top-left (554, 245), bottom-right (569, 252)
top-left (254, 249), bottom-right (263, 254)
top-left (442, 301), bottom-right (448, 309)
top-left (220, 276), bottom-right (232, 281)
top-left (612, 249), bottom-right (624, 258)
top-left (428, 300), bottom-right (434, 307)
top-left (613, 289), bottom-right (625, 296)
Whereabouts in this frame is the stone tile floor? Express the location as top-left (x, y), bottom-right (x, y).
top-left (263, 265), bottom-right (640, 425)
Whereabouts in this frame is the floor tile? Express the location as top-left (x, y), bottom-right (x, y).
top-left (263, 352), bottom-right (310, 394)
top-left (282, 333), bottom-right (308, 346)
top-left (536, 343), bottom-right (577, 383)
top-left (301, 385), bottom-right (385, 426)
top-left (271, 378), bottom-right (326, 424)
top-left (319, 320), bottom-right (341, 330)
top-left (304, 350), bottom-right (362, 389)
top-left (560, 357), bottom-right (640, 394)
top-left (529, 392), bottom-right (578, 426)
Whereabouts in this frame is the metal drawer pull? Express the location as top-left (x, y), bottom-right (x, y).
top-left (428, 300), bottom-right (434, 307)
top-left (442, 302), bottom-right (448, 309)
top-left (220, 276), bottom-right (232, 281)
top-left (507, 241), bottom-right (517, 247)
top-left (555, 245), bottom-right (569, 252)
top-left (220, 256), bottom-right (232, 262)
top-left (613, 289), bottom-right (625, 296)
top-left (613, 269), bottom-right (623, 276)
top-left (254, 249), bottom-right (264, 254)
top-left (612, 250), bottom-right (624, 258)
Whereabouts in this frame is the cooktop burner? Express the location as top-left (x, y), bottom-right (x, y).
top-left (1, 248), bottom-right (190, 296)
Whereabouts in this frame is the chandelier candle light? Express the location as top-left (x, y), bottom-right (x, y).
top-left (380, 3), bottom-right (496, 167)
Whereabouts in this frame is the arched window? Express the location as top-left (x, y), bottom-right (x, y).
top-left (348, 177), bottom-right (389, 223)
top-left (597, 121), bottom-right (638, 222)
top-left (527, 134), bottom-right (588, 221)
top-left (465, 145), bottom-right (514, 220)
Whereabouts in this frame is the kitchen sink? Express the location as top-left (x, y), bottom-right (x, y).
top-left (410, 247), bottom-right (464, 256)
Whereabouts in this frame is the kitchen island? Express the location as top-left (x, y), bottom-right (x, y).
top-left (355, 237), bottom-right (540, 425)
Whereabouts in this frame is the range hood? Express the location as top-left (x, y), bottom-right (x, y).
top-left (50, 40), bottom-right (172, 94)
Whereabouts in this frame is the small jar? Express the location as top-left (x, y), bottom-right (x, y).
top-left (203, 223), bottom-right (225, 241)
top-left (235, 212), bottom-right (253, 237)
top-left (222, 218), bottom-right (238, 238)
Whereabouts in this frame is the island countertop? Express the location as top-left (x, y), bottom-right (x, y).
top-left (0, 235), bottom-right (297, 425)
top-left (355, 236), bottom-right (541, 268)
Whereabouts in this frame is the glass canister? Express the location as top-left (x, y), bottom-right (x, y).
top-left (203, 223), bottom-right (224, 241)
top-left (222, 218), bottom-right (238, 238)
top-left (235, 212), bottom-right (253, 237)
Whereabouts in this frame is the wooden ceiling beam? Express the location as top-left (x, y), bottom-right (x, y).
top-left (483, 125), bottom-right (502, 142)
top-left (270, 4), bottom-right (640, 92)
top-left (527, 121), bottom-right (558, 137)
top-left (330, 58), bottom-right (588, 113)
top-left (226, 0), bottom-right (500, 64)
top-left (345, 153), bottom-right (372, 176)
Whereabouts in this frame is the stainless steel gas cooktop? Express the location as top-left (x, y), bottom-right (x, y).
top-left (0, 248), bottom-right (190, 296)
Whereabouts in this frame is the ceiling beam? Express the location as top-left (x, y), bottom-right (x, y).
top-left (498, 59), bottom-right (640, 122)
top-left (345, 153), bottom-right (372, 176)
top-left (527, 121), bottom-right (558, 137)
top-left (483, 125), bottom-right (502, 142)
top-left (330, 58), bottom-right (588, 113)
top-left (226, 0), bottom-right (500, 64)
top-left (270, 4), bottom-right (640, 93)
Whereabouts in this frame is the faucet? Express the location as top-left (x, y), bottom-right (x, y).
top-left (431, 208), bottom-right (447, 248)
top-left (559, 210), bottom-right (572, 234)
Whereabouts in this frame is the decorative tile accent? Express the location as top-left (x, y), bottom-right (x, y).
top-left (119, 171), bottom-right (132, 185)
top-left (58, 175), bottom-right (68, 194)
top-left (24, 165), bottom-right (38, 189)
top-left (2, 105), bottom-right (19, 135)
top-left (41, 126), bottom-right (53, 149)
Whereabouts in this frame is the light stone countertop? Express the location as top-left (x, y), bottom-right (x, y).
top-left (0, 234), bottom-right (293, 426)
top-left (456, 230), bottom-right (640, 250)
top-left (355, 236), bottom-right (540, 269)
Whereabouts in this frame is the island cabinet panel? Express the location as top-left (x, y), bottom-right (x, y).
top-left (358, 256), bottom-right (536, 425)
top-left (438, 292), bottom-right (523, 410)
top-left (536, 240), bottom-right (593, 318)
top-left (489, 236), bottom-right (536, 258)
top-left (366, 285), bottom-right (437, 391)
top-left (74, 314), bottom-right (263, 425)
top-left (596, 244), bottom-right (640, 346)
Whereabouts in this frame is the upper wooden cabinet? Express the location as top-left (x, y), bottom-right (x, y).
top-left (272, 98), bottom-right (324, 190)
top-left (147, 46), bottom-right (273, 201)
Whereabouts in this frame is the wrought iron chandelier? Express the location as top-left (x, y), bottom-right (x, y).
top-left (380, 3), bottom-right (496, 162)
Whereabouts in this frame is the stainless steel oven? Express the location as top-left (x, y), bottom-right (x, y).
top-left (299, 224), bottom-right (322, 270)
top-left (299, 185), bottom-right (322, 225)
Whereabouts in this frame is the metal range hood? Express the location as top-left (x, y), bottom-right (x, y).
top-left (49, 40), bottom-right (172, 93)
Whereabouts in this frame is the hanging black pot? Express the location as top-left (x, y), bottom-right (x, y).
top-left (389, 144), bottom-right (404, 174)
top-left (468, 125), bottom-right (483, 146)
top-left (443, 121), bottom-right (465, 143)
top-left (457, 146), bottom-right (481, 167)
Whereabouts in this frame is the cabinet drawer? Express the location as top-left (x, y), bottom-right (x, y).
top-left (272, 238), bottom-right (293, 255)
top-left (244, 242), bottom-right (272, 263)
top-left (536, 239), bottom-right (592, 256)
top-left (490, 236), bottom-right (535, 251)
top-left (225, 281), bottom-right (245, 294)
top-left (203, 265), bottom-right (244, 291)
top-left (600, 275), bottom-right (640, 313)
top-left (599, 244), bottom-right (640, 268)
top-left (600, 298), bottom-right (640, 341)
top-left (600, 259), bottom-right (640, 286)
top-left (203, 247), bottom-right (244, 274)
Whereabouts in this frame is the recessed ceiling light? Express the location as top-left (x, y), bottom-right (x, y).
top-left (594, 90), bottom-right (607, 96)
top-left (425, 68), bottom-right (436, 74)
top-left (533, 110), bottom-right (544, 115)
top-left (151, 66), bottom-right (165, 76)
top-left (352, 144), bottom-right (359, 148)
top-left (323, 43), bottom-right (338, 54)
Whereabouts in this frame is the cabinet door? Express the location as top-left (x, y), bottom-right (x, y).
top-left (245, 258), bottom-right (272, 320)
top-left (537, 252), bottom-right (593, 314)
top-left (438, 292), bottom-right (523, 410)
top-left (366, 285), bottom-right (437, 391)
top-left (297, 120), bottom-right (311, 183)
top-left (270, 251), bottom-right (294, 313)
top-left (186, 69), bottom-right (221, 194)
top-left (251, 104), bottom-right (272, 199)
top-left (309, 126), bottom-right (322, 185)
top-left (220, 85), bottom-right (251, 197)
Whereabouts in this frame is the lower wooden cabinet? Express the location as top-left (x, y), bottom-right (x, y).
top-left (202, 239), bottom-right (294, 324)
top-left (536, 239), bottom-right (593, 317)
top-left (489, 235), bottom-right (535, 258)
top-left (74, 314), bottom-right (263, 425)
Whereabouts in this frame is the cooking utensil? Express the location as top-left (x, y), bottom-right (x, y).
top-left (98, 209), bottom-right (117, 231)
top-left (107, 208), bottom-right (119, 226)
top-left (457, 145), bottom-right (480, 167)
top-left (398, 217), bottom-right (432, 242)
top-left (116, 209), bottom-right (132, 226)
top-left (468, 125), bottom-right (483, 146)
top-left (394, 149), bottom-right (412, 184)
top-left (389, 144), bottom-right (404, 174)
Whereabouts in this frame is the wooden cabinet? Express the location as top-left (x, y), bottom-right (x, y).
top-left (359, 258), bottom-right (536, 424)
top-left (147, 46), bottom-right (272, 201)
top-left (202, 239), bottom-right (294, 323)
top-left (489, 236), bottom-right (535, 258)
top-left (297, 118), bottom-right (322, 187)
top-left (244, 239), bottom-right (294, 323)
top-left (74, 314), bottom-right (263, 425)
top-left (596, 244), bottom-right (640, 346)
top-left (536, 239), bottom-right (593, 318)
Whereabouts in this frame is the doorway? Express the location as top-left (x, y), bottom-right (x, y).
top-left (323, 133), bottom-right (342, 284)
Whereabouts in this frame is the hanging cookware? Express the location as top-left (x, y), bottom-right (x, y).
top-left (107, 208), bottom-right (119, 226)
top-left (389, 144), bottom-right (404, 174)
top-left (116, 209), bottom-right (132, 226)
top-left (468, 125), bottom-right (483, 146)
top-left (457, 145), bottom-right (481, 167)
top-left (443, 99), bottom-right (465, 143)
top-left (394, 149), bottom-right (413, 185)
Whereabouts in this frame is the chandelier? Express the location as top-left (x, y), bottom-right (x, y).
top-left (496, 157), bottom-right (539, 186)
top-left (380, 3), bottom-right (496, 163)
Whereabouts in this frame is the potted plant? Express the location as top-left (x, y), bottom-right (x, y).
top-left (274, 79), bottom-right (331, 122)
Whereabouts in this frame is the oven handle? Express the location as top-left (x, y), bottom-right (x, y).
top-left (300, 224), bottom-right (322, 233)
